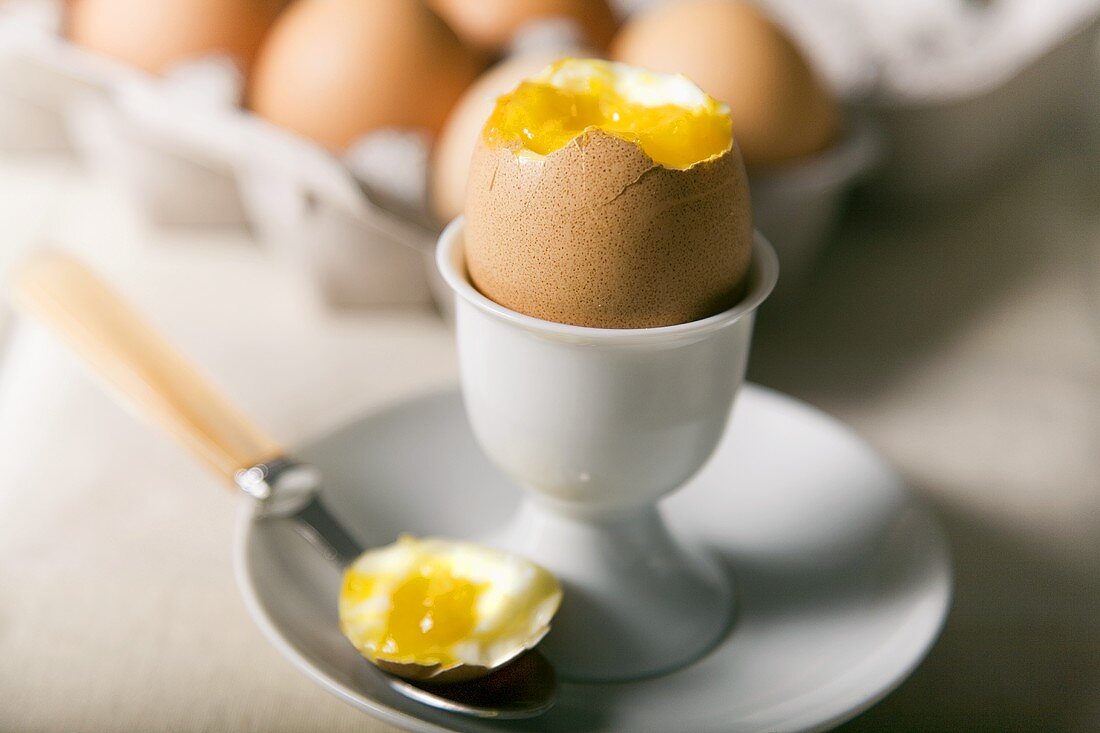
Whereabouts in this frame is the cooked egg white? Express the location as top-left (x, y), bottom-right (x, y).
top-left (339, 536), bottom-right (562, 681)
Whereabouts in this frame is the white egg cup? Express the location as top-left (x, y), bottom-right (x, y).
top-left (437, 218), bottom-right (778, 682)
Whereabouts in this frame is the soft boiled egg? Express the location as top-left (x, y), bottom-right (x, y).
top-left (248, 0), bottom-right (483, 150)
top-left (67, 0), bottom-right (287, 76)
top-left (339, 536), bottom-right (562, 682)
top-left (611, 0), bottom-right (840, 168)
top-left (463, 58), bottom-right (753, 329)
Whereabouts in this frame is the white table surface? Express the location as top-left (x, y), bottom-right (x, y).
top-left (0, 133), bottom-right (1098, 732)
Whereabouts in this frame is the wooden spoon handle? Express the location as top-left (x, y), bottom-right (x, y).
top-left (11, 251), bottom-right (284, 484)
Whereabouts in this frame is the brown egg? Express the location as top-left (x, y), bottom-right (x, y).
top-left (464, 60), bottom-right (753, 329)
top-left (611, 0), bottom-right (839, 168)
top-left (249, 0), bottom-right (483, 150)
top-left (67, 0), bottom-right (287, 76)
top-left (430, 52), bottom-right (568, 225)
top-left (429, 0), bottom-right (617, 53)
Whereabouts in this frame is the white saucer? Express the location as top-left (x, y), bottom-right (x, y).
top-left (235, 385), bottom-right (952, 733)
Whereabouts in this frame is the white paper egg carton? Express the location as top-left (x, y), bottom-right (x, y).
top-left (0, 1), bottom-right (857, 309)
top-left (0, 0), bottom-right (440, 310)
top-left (750, 116), bottom-right (881, 294)
top-left (0, 0), bottom-right (108, 152)
top-left (3, 0), bottom-right (1097, 309)
top-left (0, 2), bottom-right (872, 308)
top-left (109, 69), bottom-right (441, 306)
top-left (768, 0), bottom-right (1100, 201)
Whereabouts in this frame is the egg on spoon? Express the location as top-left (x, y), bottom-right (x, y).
top-left (339, 536), bottom-right (562, 683)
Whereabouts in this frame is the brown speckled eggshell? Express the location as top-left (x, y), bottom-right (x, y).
top-left (430, 52), bottom-right (568, 225)
top-left (464, 131), bottom-right (753, 329)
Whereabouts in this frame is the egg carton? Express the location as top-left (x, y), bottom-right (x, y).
top-left (748, 116), bottom-right (882, 295)
top-left (10, 0), bottom-right (1100, 313)
top-left (3, 0), bottom-right (876, 312)
top-left (0, 0), bottom-right (129, 152)
top-left (770, 0), bottom-right (1100, 201)
top-left (105, 62), bottom-right (890, 311)
top-left (106, 67), bottom-right (443, 309)
top-left (2, 0), bottom-right (874, 311)
top-left (0, 2), bottom-right (444, 309)
top-left (0, 6), bottom-right (232, 216)
top-left (0, 0), bottom-right (251, 224)
top-left (0, 52), bottom-right (77, 153)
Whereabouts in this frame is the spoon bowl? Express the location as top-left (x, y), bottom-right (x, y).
top-left (396, 651), bottom-right (557, 719)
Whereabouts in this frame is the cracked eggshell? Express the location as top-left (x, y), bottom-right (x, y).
top-left (430, 51), bottom-right (569, 225)
top-left (373, 646), bottom-right (539, 684)
top-left (465, 130), bottom-right (753, 328)
top-left (375, 659), bottom-right (493, 684)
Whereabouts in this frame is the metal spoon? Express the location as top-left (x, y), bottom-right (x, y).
top-left (11, 251), bottom-right (557, 720)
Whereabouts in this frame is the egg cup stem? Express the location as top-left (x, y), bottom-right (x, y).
top-left (437, 219), bottom-right (779, 682)
top-left (499, 500), bottom-right (734, 681)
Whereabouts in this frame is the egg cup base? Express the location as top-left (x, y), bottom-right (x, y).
top-left (493, 500), bottom-right (735, 682)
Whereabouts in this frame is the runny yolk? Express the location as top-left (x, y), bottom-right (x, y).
top-left (483, 66), bottom-right (732, 169)
top-left (372, 562), bottom-right (486, 664)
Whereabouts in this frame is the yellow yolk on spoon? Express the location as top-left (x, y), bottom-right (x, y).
top-left (338, 536), bottom-right (562, 679)
top-left (342, 561), bottom-right (487, 667)
top-left (484, 59), bottom-right (732, 169)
